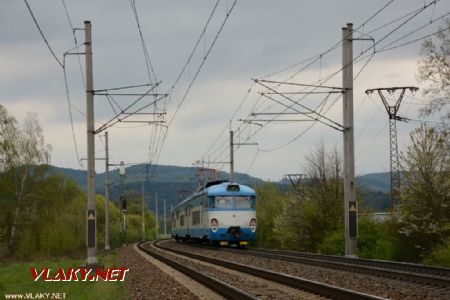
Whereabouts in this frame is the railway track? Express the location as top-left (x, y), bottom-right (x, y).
top-left (223, 247), bottom-right (450, 288)
top-left (138, 240), bottom-right (386, 300)
top-left (137, 241), bottom-right (257, 300)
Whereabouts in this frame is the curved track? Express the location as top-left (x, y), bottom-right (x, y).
top-left (147, 240), bottom-right (386, 300)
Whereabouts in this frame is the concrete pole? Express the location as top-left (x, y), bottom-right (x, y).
top-left (104, 131), bottom-right (110, 250)
top-left (164, 198), bottom-right (167, 235)
top-left (230, 130), bottom-right (234, 182)
top-left (141, 182), bottom-right (145, 241)
top-left (85, 20), bottom-right (97, 265)
top-left (155, 192), bottom-right (159, 241)
top-left (119, 161), bottom-right (125, 243)
top-left (342, 23), bottom-right (358, 257)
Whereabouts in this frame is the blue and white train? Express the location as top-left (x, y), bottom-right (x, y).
top-left (171, 180), bottom-right (257, 247)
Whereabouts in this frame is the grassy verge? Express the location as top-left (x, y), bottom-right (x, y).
top-left (0, 250), bottom-right (127, 300)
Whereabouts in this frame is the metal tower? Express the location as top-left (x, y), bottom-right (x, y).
top-left (365, 87), bottom-right (418, 207)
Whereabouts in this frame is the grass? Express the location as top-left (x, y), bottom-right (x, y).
top-left (0, 250), bottom-right (128, 300)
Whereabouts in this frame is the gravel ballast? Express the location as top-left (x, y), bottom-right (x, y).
top-left (160, 240), bottom-right (450, 300)
top-left (118, 245), bottom-right (200, 299)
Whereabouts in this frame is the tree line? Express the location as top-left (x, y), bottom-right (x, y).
top-left (0, 106), bottom-right (156, 260)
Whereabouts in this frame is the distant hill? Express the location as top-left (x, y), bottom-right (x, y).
top-left (356, 172), bottom-right (391, 193)
top-left (49, 164), bottom-right (264, 216)
top-left (49, 165), bottom-right (391, 212)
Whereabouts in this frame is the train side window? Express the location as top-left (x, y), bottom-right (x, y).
top-left (192, 211), bottom-right (200, 225)
top-left (180, 215), bottom-right (184, 226)
top-left (208, 196), bottom-right (215, 208)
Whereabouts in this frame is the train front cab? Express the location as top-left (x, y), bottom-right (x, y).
top-left (206, 184), bottom-right (257, 247)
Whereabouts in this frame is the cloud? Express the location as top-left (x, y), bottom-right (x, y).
top-left (1, 0), bottom-right (448, 181)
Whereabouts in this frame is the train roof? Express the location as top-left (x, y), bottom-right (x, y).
top-left (206, 182), bottom-right (256, 196)
top-left (173, 182), bottom-right (256, 210)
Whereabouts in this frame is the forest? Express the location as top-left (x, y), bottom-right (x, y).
top-left (0, 107), bottom-right (156, 259)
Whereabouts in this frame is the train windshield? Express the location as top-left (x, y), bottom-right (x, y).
top-left (234, 196), bottom-right (254, 208)
top-left (214, 196), bottom-right (234, 208)
top-left (211, 196), bottom-right (255, 209)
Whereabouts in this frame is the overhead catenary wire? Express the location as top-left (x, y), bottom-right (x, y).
top-left (199, 0), bottom-right (404, 168)
top-left (62, 55), bottom-right (84, 169)
top-left (167, 0), bottom-right (238, 128)
top-left (24, 0), bottom-right (64, 68)
top-left (146, 0), bottom-right (223, 167)
top-left (60, 0), bottom-right (86, 89)
top-left (165, 0), bottom-right (221, 97)
top-left (152, 0), bottom-right (238, 168)
top-left (129, 0), bottom-right (158, 84)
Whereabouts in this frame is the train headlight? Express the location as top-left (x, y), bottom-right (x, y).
top-left (250, 218), bottom-right (257, 232)
top-left (211, 218), bottom-right (219, 233)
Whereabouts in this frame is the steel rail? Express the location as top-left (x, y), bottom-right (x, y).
top-left (155, 241), bottom-right (386, 300)
top-left (242, 248), bottom-right (450, 288)
top-left (136, 241), bottom-right (257, 300)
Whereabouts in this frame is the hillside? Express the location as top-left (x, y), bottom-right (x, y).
top-left (357, 172), bottom-right (391, 193)
top-left (49, 164), bottom-right (264, 216)
top-left (49, 165), bottom-right (391, 213)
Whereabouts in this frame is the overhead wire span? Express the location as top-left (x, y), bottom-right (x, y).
top-left (356, 122), bottom-right (388, 159)
top-left (209, 1), bottom-right (423, 162)
top-left (376, 25), bottom-right (450, 53)
top-left (60, 0), bottom-right (85, 88)
top-left (24, 0), bottom-right (63, 68)
top-left (167, 0), bottom-right (238, 128)
top-left (154, 0), bottom-right (238, 167)
top-left (148, 0), bottom-right (222, 167)
top-left (213, 0), bottom-right (404, 161)
top-left (129, 0), bottom-right (158, 84)
top-left (201, 83), bottom-right (255, 159)
top-left (95, 83), bottom-right (161, 133)
top-left (166, 0), bottom-right (221, 97)
top-left (62, 55), bottom-right (84, 169)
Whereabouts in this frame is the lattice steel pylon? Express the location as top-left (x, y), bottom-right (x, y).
top-left (283, 174), bottom-right (306, 199)
top-left (365, 87), bottom-right (418, 208)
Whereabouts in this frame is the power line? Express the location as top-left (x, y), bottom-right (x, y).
top-left (166, 0), bottom-right (221, 97)
top-left (259, 0), bottom-right (396, 80)
top-left (154, 0), bottom-right (238, 167)
top-left (376, 25), bottom-right (449, 53)
top-left (60, 0), bottom-right (85, 89)
top-left (62, 55), bottom-right (84, 169)
top-left (222, 1), bottom-right (406, 145)
top-left (129, 0), bottom-right (158, 84)
top-left (201, 84), bottom-right (255, 159)
top-left (23, 0), bottom-right (63, 68)
top-left (147, 0), bottom-right (223, 167)
top-left (167, 0), bottom-right (238, 127)
top-left (356, 122), bottom-right (388, 159)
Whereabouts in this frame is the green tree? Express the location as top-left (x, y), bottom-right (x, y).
top-left (0, 104), bottom-right (18, 171)
top-left (0, 108), bottom-right (51, 255)
top-left (255, 182), bottom-right (285, 248)
top-left (274, 143), bottom-right (344, 252)
top-left (417, 18), bottom-right (450, 122)
top-left (397, 125), bottom-right (450, 261)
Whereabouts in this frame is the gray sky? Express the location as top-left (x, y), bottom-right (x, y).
top-left (1, 0), bottom-right (449, 181)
